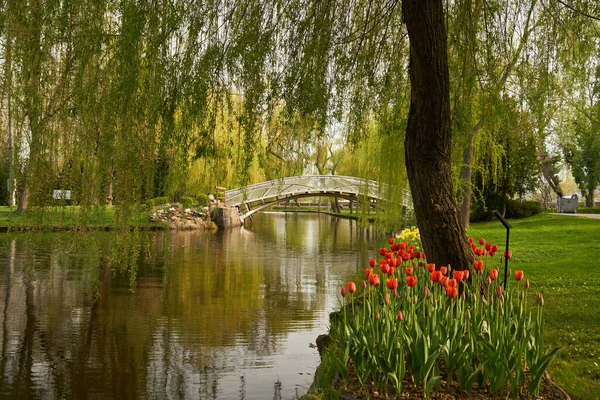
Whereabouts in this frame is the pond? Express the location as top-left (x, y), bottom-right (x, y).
top-left (0, 213), bottom-right (381, 399)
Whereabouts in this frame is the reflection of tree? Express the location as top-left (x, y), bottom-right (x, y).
top-left (0, 215), bottom-right (376, 398)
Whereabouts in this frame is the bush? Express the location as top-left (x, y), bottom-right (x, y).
top-left (470, 199), bottom-right (542, 222)
top-left (578, 207), bottom-right (600, 214)
top-left (505, 199), bottom-right (542, 219)
top-left (179, 196), bottom-right (194, 209)
top-left (196, 194), bottom-right (209, 207)
top-left (147, 196), bottom-right (170, 208)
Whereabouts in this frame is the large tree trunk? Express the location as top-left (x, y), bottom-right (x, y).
top-left (402, 0), bottom-right (474, 271)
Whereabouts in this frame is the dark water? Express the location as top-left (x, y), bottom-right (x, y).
top-left (0, 213), bottom-right (380, 399)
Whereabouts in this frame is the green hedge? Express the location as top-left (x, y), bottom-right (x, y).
top-left (577, 207), bottom-right (600, 214)
top-left (471, 199), bottom-right (542, 222)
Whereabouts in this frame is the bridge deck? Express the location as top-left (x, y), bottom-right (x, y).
top-left (225, 175), bottom-right (386, 207)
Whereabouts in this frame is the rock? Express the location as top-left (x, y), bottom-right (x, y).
top-left (315, 334), bottom-right (331, 358)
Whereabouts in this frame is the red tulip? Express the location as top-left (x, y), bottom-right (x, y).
top-left (391, 243), bottom-right (399, 252)
top-left (348, 281), bottom-right (357, 294)
top-left (387, 267), bottom-right (396, 276)
top-left (440, 266), bottom-right (447, 275)
top-left (504, 250), bottom-right (513, 259)
top-left (401, 253), bottom-right (410, 261)
top-left (388, 238), bottom-right (395, 245)
top-left (369, 273), bottom-right (380, 287)
top-left (464, 269), bottom-right (470, 279)
top-left (427, 263), bottom-right (436, 273)
top-left (418, 261), bottom-right (424, 267)
top-left (478, 238), bottom-right (485, 245)
top-left (495, 285), bottom-right (503, 297)
top-left (368, 259), bottom-right (376, 267)
top-left (406, 275), bottom-right (418, 287)
top-left (485, 243), bottom-right (492, 251)
top-left (474, 259), bottom-right (483, 272)
top-left (388, 258), bottom-right (396, 268)
top-left (399, 242), bottom-right (408, 250)
top-left (397, 310), bottom-right (403, 321)
top-left (440, 276), bottom-right (449, 287)
top-left (525, 279), bottom-right (530, 289)
top-left (514, 270), bottom-right (524, 281)
top-left (380, 263), bottom-right (389, 274)
top-left (366, 268), bottom-right (373, 277)
top-left (341, 286), bottom-right (347, 297)
top-left (446, 286), bottom-right (458, 298)
top-left (447, 278), bottom-right (457, 288)
top-left (487, 276), bottom-right (492, 285)
top-left (386, 277), bottom-right (398, 290)
top-left (379, 248), bottom-right (387, 256)
top-left (453, 270), bottom-right (464, 282)
top-left (405, 267), bottom-right (413, 275)
top-left (430, 270), bottom-right (442, 283)
top-left (490, 269), bottom-right (498, 280)
top-left (468, 237), bottom-right (474, 244)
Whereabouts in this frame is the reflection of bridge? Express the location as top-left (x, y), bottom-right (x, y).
top-left (224, 175), bottom-right (412, 222)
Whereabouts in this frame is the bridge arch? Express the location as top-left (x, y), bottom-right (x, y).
top-left (224, 175), bottom-right (412, 223)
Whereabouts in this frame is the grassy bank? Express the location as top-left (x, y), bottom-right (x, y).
top-left (312, 213), bottom-right (599, 400)
top-left (0, 205), bottom-right (158, 230)
top-left (468, 213), bottom-right (600, 399)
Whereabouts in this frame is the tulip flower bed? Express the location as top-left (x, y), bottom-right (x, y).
top-left (326, 235), bottom-right (561, 399)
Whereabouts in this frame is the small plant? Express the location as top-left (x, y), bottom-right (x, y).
top-left (179, 196), bottom-right (194, 209)
top-left (147, 196), bottom-right (170, 208)
top-left (196, 193), bottom-right (209, 207)
top-left (328, 236), bottom-right (560, 398)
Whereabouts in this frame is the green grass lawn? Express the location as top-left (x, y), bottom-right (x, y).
top-left (0, 205), bottom-right (151, 229)
top-left (469, 213), bottom-right (600, 399)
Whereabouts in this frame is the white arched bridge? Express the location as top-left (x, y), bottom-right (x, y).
top-left (222, 175), bottom-right (412, 223)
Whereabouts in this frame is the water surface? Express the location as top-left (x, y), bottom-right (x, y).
top-left (0, 213), bottom-right (380, 399)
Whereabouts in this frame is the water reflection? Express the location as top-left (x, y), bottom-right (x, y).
top-left (0, 213), bottom-right (379, 399)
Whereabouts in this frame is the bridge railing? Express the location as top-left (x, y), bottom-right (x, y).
top-left (225, 175), bottom-right (405, 208)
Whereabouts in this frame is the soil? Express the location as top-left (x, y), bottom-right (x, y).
top-left (333, 373), bottom-right (569, 399)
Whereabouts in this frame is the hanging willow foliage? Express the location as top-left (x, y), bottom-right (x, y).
top-left (1, 0), bottom-right (599, 276)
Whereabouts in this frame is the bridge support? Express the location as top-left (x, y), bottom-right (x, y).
top-left (210, 206), bottom-right (242, 229)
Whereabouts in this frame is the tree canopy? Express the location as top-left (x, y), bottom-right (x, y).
top-left (1, 0), bottom-right (600, 267)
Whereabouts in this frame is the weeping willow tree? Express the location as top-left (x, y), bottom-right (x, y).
top-left (2, 0), bottom-right (599, 273)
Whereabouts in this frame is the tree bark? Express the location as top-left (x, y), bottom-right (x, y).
top-left (402, 0), bottom-right (474, 270)
top-left (17, 182), bottom-right (29, 213)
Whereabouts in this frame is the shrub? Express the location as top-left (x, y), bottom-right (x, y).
top-left (196, 193), bottom-right (209, 207)
top-left (578, 207), bottom-right (600, 214)
top-left (505, 200), bottom-right (542, 219)
top-left (147, 196), bottom-right (170, 208)
top-left (179, 196), bottom-right (194, 209)
top-left (470, 199), bottom-right (542, 222)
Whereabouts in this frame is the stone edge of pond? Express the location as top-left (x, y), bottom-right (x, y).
top-left (0, 223), bottom-right (218, 233)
